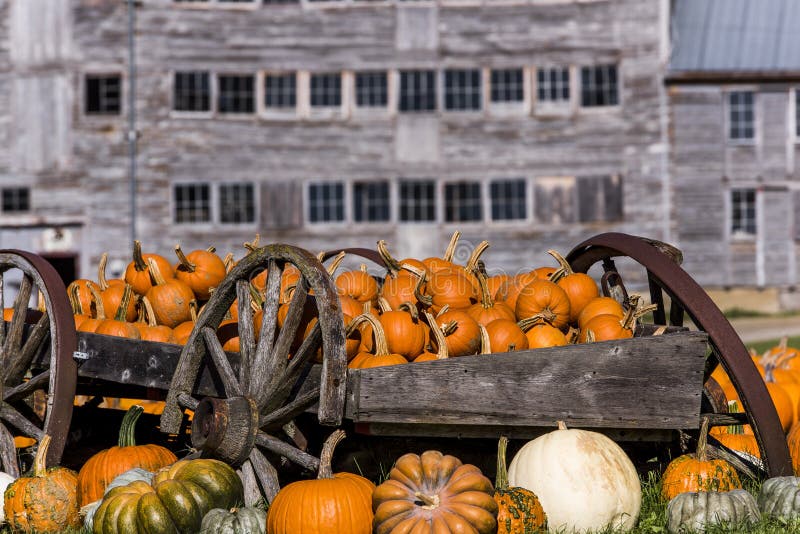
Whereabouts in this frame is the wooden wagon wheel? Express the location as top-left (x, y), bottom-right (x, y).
top-left (0, 250), bottom-right (77, 477)
top-left (566, 232), bottom-right (792, 477)
top-left (160, 244), bottom-right (347, 504)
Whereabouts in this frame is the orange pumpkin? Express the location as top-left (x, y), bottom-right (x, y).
top-left (661, 418), bottom-right (742, 501)
top-left (124, 240), bottom-right (174, 296)
top-left (494, 436), bottom-right (546, 534)
top-left (3, 435), bottom-right (80, 533)
top-left (378, 300), bottom-right (428, 360)
top-left (76, 405), bottom-right (177, 506)
top-left (267, 430), bottom-right (375, 534)
top-left (172, 300), bottom-right (199, 345)
top-left (519, 318), bottom-right (568, 349)
top-left (514, 279), bottom-right (571, 331)
top-left (548, 249), bottom-right (600, 324)
top-left (577, 296), bottom-right (624, 330)
top-left (422, 231), bottom-right (462, 274)
top-left (77, 285), bottom-right (107, 334)
top-left (787, 420), bottom-right (800, 475)
top-left (484, 318), bottom-right (529, 353)
top-left (94, 284), bottom-right (141, 340)
top-left (174, 245), bottom-right (227, 301)
top-left (497, 271), bottom-right (539, 313)
top-left (145, 258), bottom-right (195, 328)
top-left (413, 311), bottom-right (449, 363)
top-left (709, 400), bottom-right (760, 459)
top-left (350, 313), bottom-right (408, 369)
top-left (467, 270), bottom-right (516, 326)
top-left (67, 279), bottom-right (100, 320)
top-left (137, 296), bottom-right (177, 343)
top-left (372, 449), bottom-right (498, 534)
top-left (437, 308), bottom-right (482, 357)
top-left (336, 264), bottom-right (379, 304)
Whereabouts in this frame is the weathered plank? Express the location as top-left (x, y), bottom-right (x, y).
top-left (346, 331), bottom-right (708, 430)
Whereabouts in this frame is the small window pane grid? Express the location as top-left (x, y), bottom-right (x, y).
top-left (537, 67), bottom-right (570, 103)
top-left (490, 69), bottom-right (524, 103)
top-left (355, 72), bottom-right (388, 108)
top-left (580, 65), bottom-right (618, 107)
top-left (490, 179), bottom-right (526, 220)
top-left (219, 183), bottom-right (256, 224)
top-left (444, 70), bottom-right (482, 111)
top-left (353, 181), bottom-right (390, 222)
top-left (399, 70), bottom-right (436, 112)
top-left (265, 73), bottom-right (297, 109)
top-left (173, 71), bottom-right (210, 112)
top-left (399, 180), bottom-right (436, 222)
top-left (729, 91), bottom-right (755, 141)
top-left (444, 182), bottom-right (482, 222)
top-left (218, 75), bottom-right (255, 113)
top-left (308, 183), bottom-right (345, 222)
top-left (1, 187), bottom-right (30, 213)
top-left (731, 188), bottom-right (756, 236)
top-left (85, 75), bottom-right (121, 115)
top-left (310, 73), bottom-right (342, 108)
top-left (174, 184), bottom-right (211, 224)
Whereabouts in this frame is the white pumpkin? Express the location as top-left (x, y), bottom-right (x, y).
top-left (1, 471), bottom-right (16, 523)
top-left (507, 421), bottom-right (642, 533)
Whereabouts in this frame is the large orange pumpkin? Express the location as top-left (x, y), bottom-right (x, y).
top-left (76, 405), bottom-right (177, 506)
top-left (372, 449), bottom-right (498, 534)
top-left (350, 313), bottom-right (408, 369)
top-left (484, 318), bottom-right (529, 353)
top-left (124, 240), bottom-right (174, 296)
top-left (145, 258), bottom-right (195, 328)
top-left (661, 418), bottom-right (742, 501)
top-left (94, 284), bottom-right (141, 340)
top-left (3, 435), bottom-right (80, 533)
top-left (267, 430), bottom-right (375, 533)
top-left (520, 318), bottom-right (568, 349)
top-left (337, 264), bottom-right (379, 304)
top-left (577, 296), bottom-right (625, 330)
top-left (514, 279), bottom-right (571, 331)
top-left (709, 400), bottom-right (760, 459)
top-left (378, 300), bottom-right (428, 360)
top-left (174, 245), bottom-right (226, 301)
top-left (437, 308), bottom-right (482, 357)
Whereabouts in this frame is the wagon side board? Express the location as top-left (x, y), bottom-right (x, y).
top-left (345, 332), bottom-right (709, 432)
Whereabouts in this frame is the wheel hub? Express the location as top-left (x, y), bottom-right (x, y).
top-left (191, 395), bottom-right (258, 467)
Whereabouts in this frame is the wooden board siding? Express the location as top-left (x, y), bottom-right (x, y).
top-left (2, 0), bottom-right (666, 286)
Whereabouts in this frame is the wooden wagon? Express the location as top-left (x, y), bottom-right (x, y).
top-left (0, 233), bottom-right (791, 504)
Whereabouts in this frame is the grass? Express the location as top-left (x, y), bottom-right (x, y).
top-left (745, 336), bottom-right (800, 357)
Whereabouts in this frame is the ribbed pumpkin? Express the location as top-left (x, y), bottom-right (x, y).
top-left (200, 507), bottom-right (266, 534)
top-left (136, 297), bottom-right (177, 343)
top-left (661, 418), bottom-right (742, 501)
top-left (579, 298), bottom-right (655, 343)
top-left (67, 278), bottom-right (101, 321)
top-left (547, 250), bottom-right (599, 325)
top-left (77, 405), bottom-right (178, 506)
top-left (378, 299), bottom-right (428, 360)
top-left (92, 458), bottom-right (243, 534)
top-left (467, 270), bottom-right (516, 326)
top-left (519, 318), bottom-right (568, 349)
top-left (494, 436), bottom-right (546, 534)
top-left (497, 271), bottom-right (539, 312)
top-left (437, 308), bottom-right (482, 357)
top-left (267, 430), bottom-right (375, 534)
top-left (172, 299), bottom-right (199, 345)
top-left (350, 313), bottom-right (408, 369)
top-left (577, 296), bottom-right (625, 330)
top-left (337, 264), bottom-right (379, 304)
top-left (77, 285), bottom-right (107, 334)
top-left (514, 279), bottom-right (571, 331)
top-left (709, 400), bottom-right (760, 460)
top-left (372, 449), bottom-right (498, 534)
top-left (484, 318), bottom-right (529, 353)
top-left (98, 253), bottom-right (137, 322)
top-left (788, 421), bottom-right (800, 475)
top-left (94, 284), bottom-right (141, 340)
top-left (174, 245), bottom-right (227, 301)
top-left (124, 240), bottom-right (174, 296)
top-left (3, 435), bottom-right (80, 533)
top-left (145, 258), bottom-right (195, 328)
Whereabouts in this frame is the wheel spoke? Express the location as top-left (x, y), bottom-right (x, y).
top-left (6, 312), bottom-right (49, 385)
top-left (0, 421), bottom-right (19, 477)
top-left (255, 430), bottom-right (319, 472)
top-left (260, 387), bottom-right (320, 428)
top-left (669, 298), bottom-right (685, 327)
top-left (4, 369), bottom-right (50, 403)
top-left (177, 392), bottom-right (199, 411)
top-left (202, 327), bottom-right (243, 397)
top-left (249, 260), bottom-right (281, 396)
top-left (0, 400), bottom-right (44, 440)
top-left (0, 273), bottom-right (6, 349)
top-left (236, 279), bottom-right (255, 392)
top-left (238, 459), bottom-right (263, 507)
top-left (647, 273), bottom-right (666, 325)
top-left (2, 273), bottom-right (33, 372)
top-left (262, 321), bottom-right (321, 415)
top-left (249, 447), bottom-right (281, 503)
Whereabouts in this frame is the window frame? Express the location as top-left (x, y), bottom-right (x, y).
top-left (306, 181), bottom-right (349, 226)
top-left (172, 182), bottom-right (214, 226)
top-left (308, 71), bottom-right (346, 120)
top-left (171, 181), bottom-right (259, 227)
top-left (578, 64), bottom-right (621, 111)
top-left (261, 70), bottom-right (299, 119)
top-left (83, 72), bottom-right (123, 117)
top-left (489, 177), bottom-right (530, 223)
top-left (398, 178), bottom-right (438, 224)
top-left (218, 182), bottom-right (259, 226)
top-left (1, 186), bottom-right (31, 214)
top-left (725, 88), bottom-right (757, 145)
top-left (534, 65), bottom-right (572, 110)
top-left (443, 68), bottom-right (483, 113)
top-left (353, 70), bottom-right (391, 113)
top-left (170, 70), bottom-right (213, 117)
top-left (216, 72), bottom-right (257, 116)
top-left (398, 69), bottom-right (438, 114)
top-left (442, 180), bottom-right (485, 225)
top-left (728, 186), bottom-right (758, 240)
top-left (352, 180), bottom-right (393, 223)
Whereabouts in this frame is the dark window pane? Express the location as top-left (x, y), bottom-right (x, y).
top-left (1, 187), bottom-right (30, 213)
top-left (353, 181), bottom-right (390, 222)
top-left (728, 91), bottom-right (755, 140)
top-left (174, 183), bottom-right (211, 223)
top-left (265, 73), bottom-right (297, 109)
top-left (85, 74), bottom-right (121, 115)
top-left (490, 68), bottom-right (523, 103)
top-left (490, 179), bottom-right (526, 220)
top-left (580, 65), bottom-right (619, 107)
top-left (444, 69), bottom-right (481, 111)
top-left (220, 183), bottom-right (255, 224)
top-left (174, 71), bottom-right (210, 112)
top-left (444, 182), bottom-right (482, 222)
top-left (399, 180), bottom-right (436, 222)
top-left (399, 70), bottom-right (436, 112)
top-left (310, 73), bottom-right (342, 107)
top-left (218, 75), bottom-right (255, 113)
top-left (308, 182), bottom-right (345, 222)
top-left (355, 72), bottom-right (388, 107)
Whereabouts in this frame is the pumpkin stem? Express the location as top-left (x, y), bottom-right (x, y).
top-left (119, 405), bottom-right (144, 448)
top-left (727, 400), bottom-right (744, 435)
top-left (243, 234), bottom-right (260, 253)
top-left (404, 264), bottom-right (434, 307)
top-left (496, 436), bottom-right (510, 490)
top-left (377, 240), bottom-right (403, 278)
top-left (557, 421), bottom-right (568, 431)
top-left (175, 245), bottom-right (196, 273)
top-left (33, 434), bottom-right (52, 476)
top-left (206, 246), bottom-right (216, 254)
top-left (696, 416), bottom-right (710, 462)
top-left (141, 296), bottom-right (158, 327)
top-left (443, 231), bottom-right (461, 263)
top-left (189, 299), bottom-right (198, 323)
top-left (440, 320), bottom-right (458, 337)
top-left (397, 302), bottom-right (420, 321)
top-left (377, 297), bottom-right (393, 314)
top-left (98, 252), bottom-right (110, 291)
top-left (474, 270), bottom-right (495, 310)
top-left (465, 240), bottom-right (490, 272)
top-left (352, 312), bottom-right (391, 357)
top-left (318, 429), bottom-right (346, 480)
top-left (113, 284), bottom-right (135, 322)
top-left (68, 283), bottom-right (83, 316)
top-left (414, 491), bottom-right (440, 509)
top-left (132, 240), bottom-right (148, 272)
top-left (88, 284), bottom-right (106, 320)
top-left (424, 311), bottom-right (449, 359)
top-left (147, 258), bottom-right (168, 286)
top-left (518, 310), bottom-right (557, 329)
top-left (326, 251), bottom-right (346, 276)
top-left (223, 252), bottom-right (235, 273)
top-left (546, 250), bottom-right (574, 284)
top-left (479, 324), bottom-right (491, 354)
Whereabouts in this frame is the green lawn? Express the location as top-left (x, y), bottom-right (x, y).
top-left (745, 336), bottom-right (800, 357)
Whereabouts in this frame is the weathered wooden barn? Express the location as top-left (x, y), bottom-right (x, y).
top-left (10, 0), bottom-right (791, 301)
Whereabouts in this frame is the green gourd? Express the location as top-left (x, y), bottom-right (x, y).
top-left (758, 476), bottom-right (800, 519)
top-left (200, 507), bottom-right (266, 534)
top-left (667, 490), bottom-right (760, 533)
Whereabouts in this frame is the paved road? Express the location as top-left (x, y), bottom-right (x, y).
top-left (728, 315), bottom-right (800, 344)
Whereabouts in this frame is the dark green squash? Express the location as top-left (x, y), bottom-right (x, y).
top-left (200, 507), bottom-right (266, 533)
top-left (92, 459), bottom-right (243, 534)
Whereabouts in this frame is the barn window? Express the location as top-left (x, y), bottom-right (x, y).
top-left (2, 187), bottom-right (30, 213)
top-left (444, 69), bottom-right (482, 111)
top-left (534, 175), bottom-right (622, 224)
top-left (265, 73), bottom-right (297, 109)
top-left (728, 91), bottom-right (755, 141)
top-left (310, 73), bottom-right (342, 107)
top-left (85, 74), bottom-right (121, 115)
top-left (353, 181), bottom-right (390, 222)
top-left (444, 182), bottom-right (482, 223)
top-left (580, 65), bottom-right (618, 107)
top-left (174, 184), bottom-right (211, 224)
top-left (218, 75), bottom-right (255, 113)
top-left (731, 188), bottom-right (756, 236)
top-left (537, 67), bottom-right (570, 103)
top-left (308, 182), bottom-right (345, 223)
top-left (219, 183), bottom-right (255, 224)
top-left (399, 180), bottom-right (436, 222)
top-left (490, 179), bottom-right (527, 221)
top-left (355, 72), bottom-right (388, 107)
top-left (173, 71), bottom-right (210, 112)
top-left (399, 70), bottom-right (436, 112)
top-left (490, 69), bottom-right (524, 103)
top-left (796, 89), bottom-right (800, 138)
